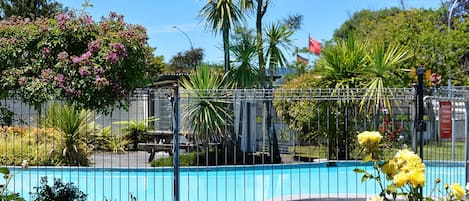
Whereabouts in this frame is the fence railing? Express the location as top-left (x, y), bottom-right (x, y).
top-left (0, 87), bottom-right (468, 201)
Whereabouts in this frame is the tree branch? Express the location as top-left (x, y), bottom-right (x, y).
top-left (261, 0), bottom-right (269, 17)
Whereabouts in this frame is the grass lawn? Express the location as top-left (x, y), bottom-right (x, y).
top-left (289, 141), bottom-right (466, 161)
top-left (423, 141), bottom-right (465, 161)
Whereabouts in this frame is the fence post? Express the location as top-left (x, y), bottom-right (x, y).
top-left (171, 84), bottom-right (180, 201)
top-left (416, 66), bottom-right (426, 159)
top-left (465, 101), bottom-right (469, 188)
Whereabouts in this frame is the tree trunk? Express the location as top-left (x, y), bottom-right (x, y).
top-left (223, 28), bottom-right (230, 73)
top-left (256, 0), bottom-right (265, 87)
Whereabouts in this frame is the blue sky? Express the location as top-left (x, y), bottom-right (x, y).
top-left (61, 0), bottom-right (442, 64)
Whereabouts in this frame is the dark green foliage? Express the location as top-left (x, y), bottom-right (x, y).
top-left (0, 104), bottom-right (13, 126)
top-left (40, 103), bottom-right (95, 166)
top-left (333, 7), bottom-right (469, 86)
top-left (167, 48), bottom-right (204, 72)
top-left (151, 152), bottom-right (200, 167)
top-left (0, 0), bottom-right (63, 19)
top-left (32, 177), bottom-right (87, 201)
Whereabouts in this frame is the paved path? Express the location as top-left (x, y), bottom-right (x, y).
top-left (91, 151), bottom-right (169, 168)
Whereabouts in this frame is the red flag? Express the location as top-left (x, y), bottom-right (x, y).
top-left (309, 37), bottom-right (321, 55)
top-left (296, 54), bottom-right (308, 65)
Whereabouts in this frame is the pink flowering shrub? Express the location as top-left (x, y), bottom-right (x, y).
top-left (0, 12), bottom-right (155, 113)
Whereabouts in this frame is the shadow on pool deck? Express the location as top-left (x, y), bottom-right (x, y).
top-left (90, 151), bottom-right (170, 168)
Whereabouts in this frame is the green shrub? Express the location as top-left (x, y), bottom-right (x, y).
top-left (40, 103), bottom-right (96, 166)
top-left (0, 127), bottom-right (60, 166)
top-left (32, 177), bottom-right (87, 201)
top-left (93, 126), bottom-right (130, 153)
top-left (113, 117), bottom-right (156, 151)
top-left (151, 152), bottom-right (201, 167)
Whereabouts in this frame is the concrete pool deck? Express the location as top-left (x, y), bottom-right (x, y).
top-left (91, 151), bottom-right (169, 168)
top-left (90, 152), bottom-right (298, 168)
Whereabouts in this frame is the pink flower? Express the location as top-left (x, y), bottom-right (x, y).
top-left (57, 13), bottom-right (69, 29)
top-left (18, 77), bottom-right (27, 86)
top-left (81, 51), bottom-right (92, 60)
top-left (55, 74), bottom-right (65, 88)
top-left (109, 42), bottom-right (127, 57)
top-left (79, 66), bottom-right (91, 76)
top-left (57, 51), bottom-right (69, 61)
top-left (41, 69), bottom-right (54, 81)
top-left (93, 66), bottom-right (104, 75)
top-left (95, 75), bottom-right (109, 88)
top-left (42, 47), bottom-right (51, 57)
top-left (72, 51), bottom-right (93, 64)
top-left (80, 15), bottom-right (93, 25)
top-left (88, 40), bottom-right (100, 54)
top-left (72, 56), bottom-right (82, 64)
top-left (106, 52), bottom-right (118, 64)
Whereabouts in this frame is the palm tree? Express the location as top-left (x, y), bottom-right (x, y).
top-left (181, 65), bottom-right (232, 144)
top-left (264, 23), bottom-right (293, 81)
top-left (262, 23), bottom-right (294, 163)
top-left (315, 35), bottom-right (368, 91)
top-left (200, 0), bottom-right (244, 73)
top-left (238, 0), bottom-right (270, 87)
top-left (314, 35), bottom-right (368, 160)
top-left (229, 27), bottom-right (259, 88)
top-left (360, 43), bottom-right (413, 113)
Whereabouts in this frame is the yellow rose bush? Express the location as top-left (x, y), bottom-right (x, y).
top-left (354, 131), bottom-right (468, 201)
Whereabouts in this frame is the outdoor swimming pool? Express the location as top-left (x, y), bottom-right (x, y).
top-left (5, 162), bottom-right (466, 201)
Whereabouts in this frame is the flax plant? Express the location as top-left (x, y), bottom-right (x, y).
top-left (181, 65), bottom-right (231, 144)
top-left (40, 102), bottom-right (95, 166)
top-left (360, 43), bottom-right (412, 114)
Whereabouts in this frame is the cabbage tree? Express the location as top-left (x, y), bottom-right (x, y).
top-left (181, 65), bottom-right (232, 144)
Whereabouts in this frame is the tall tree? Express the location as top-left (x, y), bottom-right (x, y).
top-left (314, 35), bottom-right (368, 160)
top-left (334, 7), bottom-right (469, 86)
top-left (239, 0), bottom-right (270, 87)
top-left (200, 0), bottom-right (244, 73)
top-left (264, 23), bottom-right (294, 80)
top-left (263, 22), bottom-right (295, 163)
top-left (167, 48), bottom-right (204, 72)
top-left (229, 27), bottom-right (258, 88)
top-left (0, 0), bottom-right (62, 19)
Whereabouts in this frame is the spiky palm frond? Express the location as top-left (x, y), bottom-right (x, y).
top-left (181, 65), bottom-right (232, 142)
top-left (360, 43), bottom-right (413, 113)
top-left (229, 27), bottom-right (259, 88)
top-left (264, 23), bottom-right (294, 74)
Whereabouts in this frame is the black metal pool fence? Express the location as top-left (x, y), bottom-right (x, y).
top-left (1, 87), bottom-right (469, 201)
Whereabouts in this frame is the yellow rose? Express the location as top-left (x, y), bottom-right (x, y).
top-left (366, 195), bottom-right (384, 201)
top-left (408, 168), bottom-right (425, 188)
top-left (393, 172), bottom-right (409, 187)
top-left (450, 183), bottom-right (465, 200)
top-left (357, 131), bottom-right (382, 148)
top-left (382, 161), bottom-right (398, 179)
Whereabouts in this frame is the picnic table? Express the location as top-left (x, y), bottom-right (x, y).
top-left (137, 130), bottom-right (197, 162)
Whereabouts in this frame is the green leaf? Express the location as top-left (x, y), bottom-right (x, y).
top-left (362, 154), bottom-right (373, 162)
top-left (353, 168), bottom-right (365, 173)
top-left (361, 175), bottom-right (369, 183)
top-left (0, 167), bottom-right (10, 175)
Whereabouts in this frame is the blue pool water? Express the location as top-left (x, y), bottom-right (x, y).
top-left (4, 162), bottom-right (466, 201)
